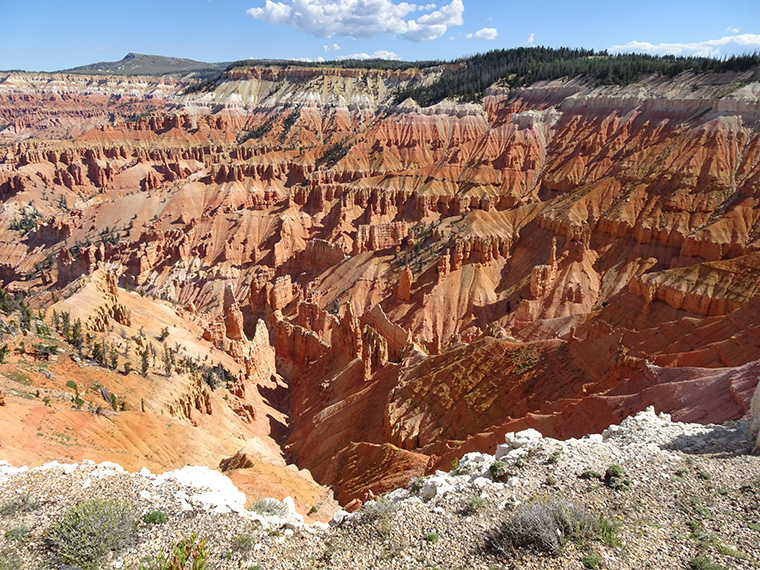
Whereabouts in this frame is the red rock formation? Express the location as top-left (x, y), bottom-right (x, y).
top-left (360, 304), bottom-right (411, 362)
top-left (2, 64), bottom-right (760, 506)
top-left (168, 378), bottom-right (213, 421)
top-left (354, 222), bottom-right (409, 254)
top-left (223, 283), bottom-right (247, 341)
top-left (395, 266), bottom-right (413, 302)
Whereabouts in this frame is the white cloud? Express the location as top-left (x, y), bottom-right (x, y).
top-left (292, 56), bottom-right (328, 62)
top-left (727, 26), bottom-right (740, 33)
top-left (323, 43), bottom-right (342, 52)
top-left (466, 27), bottom-right (497, 40)
top-left (609, 33), bottom-right (760, 58)
top-left (337, 49), bottom-right (401, 60)
top-left (247, 0), bottom-right (464, 42)
top-left (520, 32), bottom-right (535, 46)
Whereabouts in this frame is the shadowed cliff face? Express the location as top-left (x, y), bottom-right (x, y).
top-left (1, 65), bottom-right (759, 504)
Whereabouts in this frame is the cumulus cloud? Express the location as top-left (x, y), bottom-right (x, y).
top-left (337, 49), bottom-right (401, 60)
top-left (323, 43), bottom-right (342, 52)
top-left (609, 33), bottom-right (760, 58)
top-left (247, 0), bottom-right (464, 42)
top-left (520, 32), bottom-right (535, 46)
top-left (292, 56), bottom-right (327, 62)
top-left (466, 27), bottom-right (497, 40)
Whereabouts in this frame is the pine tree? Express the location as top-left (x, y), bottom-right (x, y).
top-left (163, 346), bottom-right (173, 377)
top-left (141, 348), bottom-right (150, 377)
top-left (61, 311), bottom-right (71, 340)
top-left (71, 319), bottom-right (83, 351)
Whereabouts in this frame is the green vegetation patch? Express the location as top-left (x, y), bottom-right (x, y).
top-left (46, 498), bottom-right (134, 570)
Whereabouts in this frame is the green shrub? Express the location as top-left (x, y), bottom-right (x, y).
top-left (361, 496), bottom-right (398, 522)
top-left (579, 470), bottom-right (602, 481)
top-left (604, 465), bottom-right (631, 491)
top-left (410, 475), bottom-right (430, 493)
top-left (143, 509), bottom-right (168, 525)
top-left (464, 495), bottom-right (486, 514)
top-left (424, 532), bottom-right (439, 543)
top-left (4, 525), bottom-right (30, 542)
top-left (489, 496), bottom-right (597, 555)
top-left (46, 498), bottom-right (134, 570)
top-left (489, 461), bottom-right (509, 480)
top-left (361, 496), bottom-right (399, 535)
top-left (688, 555), bottom-right (725, 570)
top-left (547, 450), bottom-right (561, 464)
top-left (581, 553), bottom-right (603, 568)
top-left (546, 475), bottom-right (558, 486)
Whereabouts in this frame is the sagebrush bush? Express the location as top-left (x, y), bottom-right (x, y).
top-left (249, 497), bottom-right (289, 518)
top-left (361, 496), bottom-right (398, 522)
top-left (361, 496), bottom-right (399, 535)
top-left (231, 533), bottom-right (255, 554)
top-left (46, 498), bottom-right (134, 569)
top-left (489, 496), bottom-right (597, 555)
top-left (464, 495), bottom-right (486, 514)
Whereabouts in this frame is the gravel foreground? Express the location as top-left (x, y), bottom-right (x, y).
top-left (1, 407), bottom-right (759, 570)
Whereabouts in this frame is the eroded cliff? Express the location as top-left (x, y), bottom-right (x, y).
top-left (1, 62), bottom-right (759, 505)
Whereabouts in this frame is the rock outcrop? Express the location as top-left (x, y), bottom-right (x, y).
top-left (751, 378), bottom-right (760, 453)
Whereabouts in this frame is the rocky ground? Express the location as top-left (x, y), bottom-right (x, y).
top-left (1, 407), bottom-right (758, 570)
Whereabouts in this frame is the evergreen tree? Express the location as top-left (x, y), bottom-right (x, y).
top-left (163, 346), bottom-right (173, 377)
top-left (141, 348), bottom-right (150, 377)
top-left (71, 319), bottom-right (83, 351)
top-left (61, 311), bottom-right (71, 341)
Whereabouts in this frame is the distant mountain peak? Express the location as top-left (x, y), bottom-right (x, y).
top-left (58, 53), bottom-right (227, 78)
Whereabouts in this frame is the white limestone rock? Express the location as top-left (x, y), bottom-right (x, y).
top-left (496, 428), bottom-right (544, 459)
top-left (419, 476), bottom-right (454, 502)
top-left (457, 452), bottom-right (493, 477)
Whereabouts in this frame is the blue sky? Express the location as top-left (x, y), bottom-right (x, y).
top-left (1, 0), bottom-right (758, 71)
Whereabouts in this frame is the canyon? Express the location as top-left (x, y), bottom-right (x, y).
top-left (0, 58), bottom-right (759, 511)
